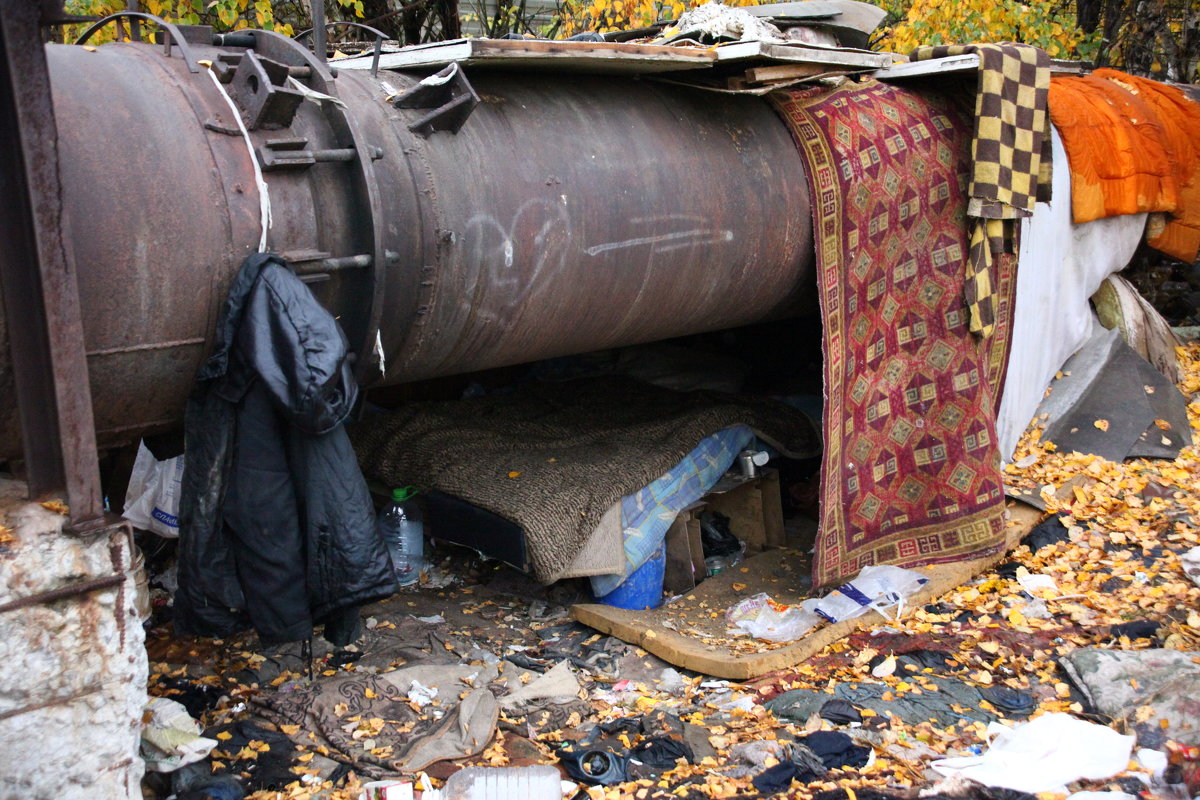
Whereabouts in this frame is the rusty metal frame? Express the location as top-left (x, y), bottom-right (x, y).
top-left (295, 22), bottom-right (389, 76)
top-left (0, 0), bottom-right (112, 534)
top-left (73, 11), bottom-right (201, 73)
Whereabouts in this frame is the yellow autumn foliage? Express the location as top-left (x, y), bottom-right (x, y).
top-left (875, 0), bottom-right (1101, 60)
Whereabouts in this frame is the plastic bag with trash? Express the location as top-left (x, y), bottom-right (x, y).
top-left (807, 565), bottom-right (928, 623)
top-left (726, 565), bottom-right (928, 643)
top-left (139, 697), bottom-right (218, 773)
top-left (123, 441), bottom-right (184, 538)
top-left (727, 593), bottom-right (821, 642)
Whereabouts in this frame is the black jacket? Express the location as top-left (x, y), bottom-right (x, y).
top-left (174, 254), bottom-right (396, 645)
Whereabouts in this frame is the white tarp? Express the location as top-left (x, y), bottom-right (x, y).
top-left (995, 128), bottom-right (1148, 460)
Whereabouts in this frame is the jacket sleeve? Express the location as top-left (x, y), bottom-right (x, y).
top-left (237, 262), bottom-right (359, 435)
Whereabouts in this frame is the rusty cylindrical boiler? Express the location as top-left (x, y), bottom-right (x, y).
top-left (0, 26), bottom-right (815, 461)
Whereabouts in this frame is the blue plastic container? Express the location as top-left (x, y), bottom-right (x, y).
top-left (595, 546), bottom-right (666, 610)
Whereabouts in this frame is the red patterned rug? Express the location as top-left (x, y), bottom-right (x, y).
top-left (771, 80), bottom-right (1015, 588)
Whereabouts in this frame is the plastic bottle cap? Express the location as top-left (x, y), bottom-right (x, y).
top-left (392, 486), bottom-right (418, 502)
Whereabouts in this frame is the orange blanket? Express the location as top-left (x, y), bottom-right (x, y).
top-left (1049, 74), bottom-right (1177, 225)
top-left (1094, 69), bottom-right (1200, 263)
top-left (1050, 70), bottom-right (1200, 262)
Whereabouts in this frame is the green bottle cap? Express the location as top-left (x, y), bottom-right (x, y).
top-left (392, 486), bottom-right (418, 502)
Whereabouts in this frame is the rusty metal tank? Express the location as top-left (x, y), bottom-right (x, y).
top-left (0, 28), bottom-right (814, 460)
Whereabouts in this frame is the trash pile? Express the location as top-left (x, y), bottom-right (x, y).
top-left (139, 342), bottom-right (1200, 800)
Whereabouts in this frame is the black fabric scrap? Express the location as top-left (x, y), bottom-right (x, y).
top-left (205, 721), bottom-right (297, 792)
top-left (1022, 515), bottom-right (1071, 552)
top-left (819, 699), bottom-right (862, 725)
top-left (1108, 619), bottom-right (1160, 641)
top-left (980, 686), bottom-right (1035, 715)
top-left (153, 676), bottom-right (225, 719)
top-left (631, 737), bottom-right (694, 769)
top-left (801, 731), bottom-right (871, 770)
top-left (753, 762), bottom-right (806, 795)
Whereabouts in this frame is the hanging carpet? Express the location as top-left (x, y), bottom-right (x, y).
top-left (770, 80), bottom-right (1013, 588)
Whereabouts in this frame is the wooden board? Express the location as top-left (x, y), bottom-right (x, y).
top-left (572, 502), bottom-right (1043, 680)
top-left (335, 38), bottom-right (717, 75)
top-left (714, 40), bottom-right (893, 69)
top-left (876, 53), bottom-right (1089, 81)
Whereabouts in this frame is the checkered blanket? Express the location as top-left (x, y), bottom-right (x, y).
top-left (911, 43), bottom-right (1052, 338)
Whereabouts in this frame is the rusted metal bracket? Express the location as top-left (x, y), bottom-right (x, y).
top-left (393, 63), bottom-right (480, 136)
top-left (73, 12), bottom-right (201, 73)
top-left (0, 0), bottom-right (110, 535)
top-left (230, 51), bottom-right (305, 130)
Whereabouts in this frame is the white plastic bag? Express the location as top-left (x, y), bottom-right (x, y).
top-left (804, 564), bottom-right (928, 623)
top-left (726, 593), bottom-right (820, 642)
top-left (123, 441), bottom-right (184, 538)
top-left (139, 697), bottom-right (217, 773)
top-left (931, 713), bottom-right (1135, 793)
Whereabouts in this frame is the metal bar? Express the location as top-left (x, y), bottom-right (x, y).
top-left (311, 0), bottom-right (327, 64)
top-left (0, 684), bottom-right (105, 722)
top-left (0, 1), bottom-right (107, 531)
top-left (0, 574), bottom-right (126, 615)
top-left (125, 0), bottom-right (141, 42)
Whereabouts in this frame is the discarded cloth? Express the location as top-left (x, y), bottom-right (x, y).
top-left (911, 43), bottom-right (1052, 337)
top-left (766, 672), bottom-right (1032, 728)
top-left (498, 659), bottom-right (580, 711)
top-left (1060, 648), bottom-right (1200, 745)
top-left (176, 253), bottom-right (395, 646)
top-left (631, 737), bottom-right (693, 769)
top-left (354, 376), bottom-right (819, 584)
top-left (1182, 547), bottom-right (1200, 588)
top-left (592, 424), bottom-right (754, 597)
top-left (252, 673), bottom-right (497, 778)
top-left (203, 721), bottom-right (296, 792)
top-left (931, 713), bottom-right (1135, 793)
top-left (1049, 74), bottom-right (1178, 224)
top-left (770, 80), bottom-right (1010, 587)
top-left (801, 731), bottom-right (871, 770)
top-left (1092, 69), bottom-right (1200, 263)
top-left (140, 697), bottom-right (218, 773)
top-left (754, 761), bottom-right (816, 794)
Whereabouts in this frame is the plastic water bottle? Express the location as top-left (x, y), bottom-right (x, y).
top-left (377, 486), bottom-right (425, 586)
top-left (423, 765), bottom-right (562, 799)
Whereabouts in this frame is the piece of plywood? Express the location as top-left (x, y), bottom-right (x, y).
top-left (714, 40), bottom-right (892, 69)
top-left (572, 502), bottom-right (1042, 680)
top-left (875, 53), bottom-right (979, 80)
top-left (665, 515), bottom-right (701, 594)
top-left (336, 38), bottom-right (717, 74)
top-left (743, 62), bottom-right (829, 84)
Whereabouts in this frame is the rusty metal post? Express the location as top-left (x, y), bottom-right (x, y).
top-left (0, 0), bottom-right (108, 533)
top-left (311, 0), bottom-right (327, 63)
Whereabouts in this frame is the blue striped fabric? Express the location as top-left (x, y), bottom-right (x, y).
top-left (590, 424), bottom-right (754, 597)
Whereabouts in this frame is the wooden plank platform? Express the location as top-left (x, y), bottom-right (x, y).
top-left (571, 502), bottom-right (1043, 680)
top-left (335, 38), bottom-right (717, 74)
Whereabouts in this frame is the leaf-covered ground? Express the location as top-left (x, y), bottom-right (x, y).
top-left (144, 343), bottom-right (1200, 800)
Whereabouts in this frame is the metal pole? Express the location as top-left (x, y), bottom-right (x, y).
top-left (311, 0), bottom-right (327, 63)
top-left (0, 0), bottom-right (108, 533)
